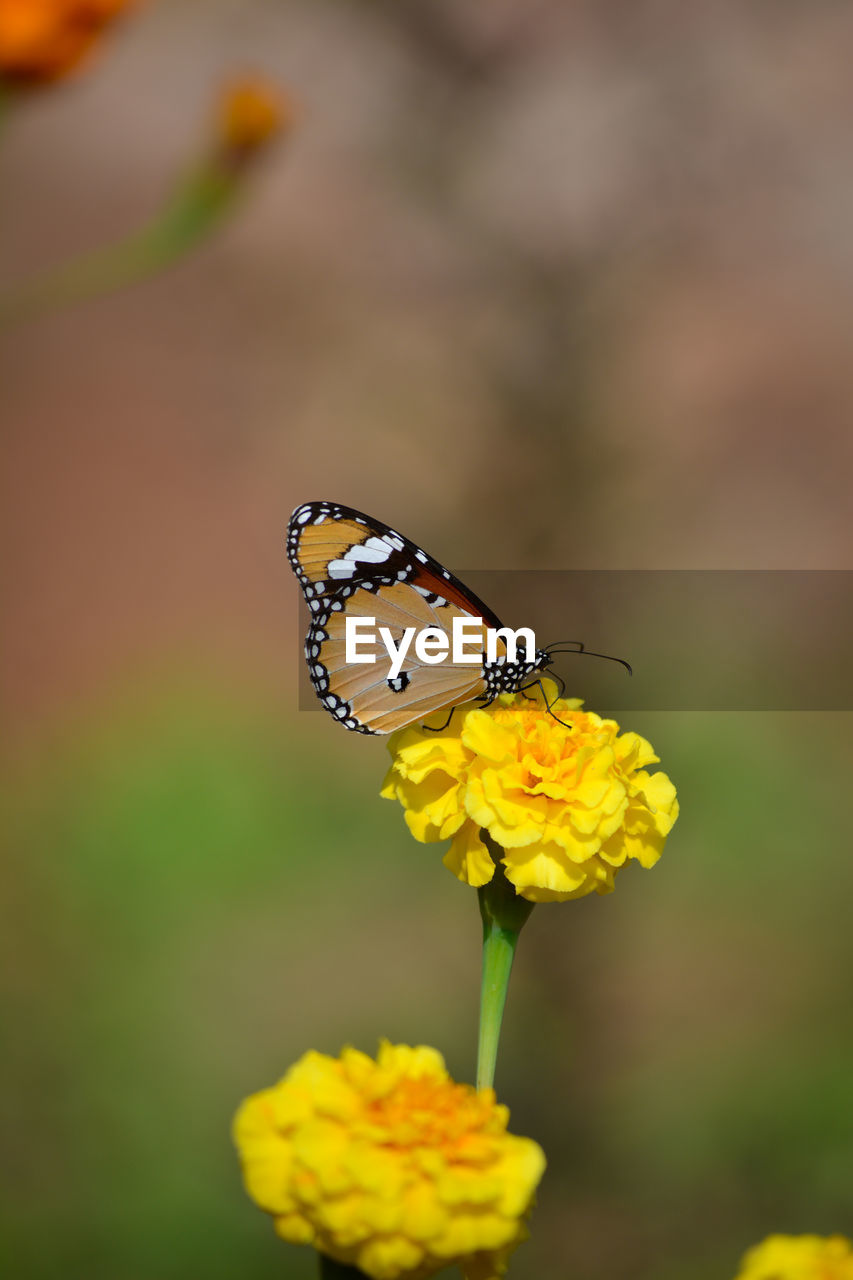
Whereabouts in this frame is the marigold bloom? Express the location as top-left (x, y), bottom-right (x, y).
top-left (381, 679), bottom-right (678, 903)
top-left (0, 0), bottom-right (133, 85)
top-left (233, 1041), bottom-right (545, 1280)
top-left (217, 78), bottom-right (291, 167)
top-left (735, 1234), bottom-right (853, 1280)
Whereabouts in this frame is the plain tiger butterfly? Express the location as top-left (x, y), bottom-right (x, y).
top-left (287, 501), bottom-right (628, 736)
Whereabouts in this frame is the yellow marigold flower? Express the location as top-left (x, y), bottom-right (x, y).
top-left (0, 0), bottom-right (133, 85)
top-left (217, 77), bottom-right (292, 167)
top-left (381, 679), bottom-right (678, 903)
top-left (233, 1041), bottom-right (545, 1280)
top-left (735, 1233), bottom-right (853, 1280)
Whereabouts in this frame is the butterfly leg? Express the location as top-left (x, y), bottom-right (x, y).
top-left (422, 706), bottom-right (458, 734)
top-left (547, 671), bottom-right (567, 702)
top-left (518, 677), bottom-right (574, 730)
top-left (519, 670), bottom-right (566, 702)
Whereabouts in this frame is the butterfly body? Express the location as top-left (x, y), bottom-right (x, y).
top-left (287, 501), bottom-right (553, 735)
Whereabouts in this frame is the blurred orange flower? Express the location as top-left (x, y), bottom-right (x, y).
top-left (217, 78), bottom-right (293, 167)
top-left (0, 0), bottom-right (133, 85)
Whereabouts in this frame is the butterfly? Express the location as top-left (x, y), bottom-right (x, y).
top-left (287, 501), bottom-right (626, 735)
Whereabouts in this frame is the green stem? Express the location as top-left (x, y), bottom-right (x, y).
top-left (319, 1255), bottom-right (367, 1279)
top-left (0, 162), bottom-right (238, 326)
top-left (477, 918), bottom-right (518, 1092)
top-left (476, 852), bottom-right (535, 1092)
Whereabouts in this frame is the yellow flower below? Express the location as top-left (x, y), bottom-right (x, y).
top-left (381, 679), bottom-right (678, 903)
top-left (735, 1234), bottom-right (853, 1280)
top-left (233, 1042), bottom-right (545, 1280)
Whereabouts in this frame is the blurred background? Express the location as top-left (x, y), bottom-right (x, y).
top-left (2, 2), bottom-right (853, 1278)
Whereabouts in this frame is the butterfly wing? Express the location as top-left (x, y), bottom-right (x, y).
top-left (308, 582), bottom-right (493, 734)
top-left (288, 501), bottom-right (504, 628)
top-left (287, 501), bottom-right (504, 734)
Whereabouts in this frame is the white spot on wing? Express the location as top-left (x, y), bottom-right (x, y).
top-left (347, 539), bottom-right (392, 564)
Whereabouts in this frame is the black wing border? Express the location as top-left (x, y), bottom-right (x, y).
top-left (287, 500), bottom-right (505, 630)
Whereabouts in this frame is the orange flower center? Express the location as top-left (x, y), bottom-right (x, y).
top-left (366, 1077), bottom-right (497, 1152)
top-left (491, 700), bottom-right (583, 763)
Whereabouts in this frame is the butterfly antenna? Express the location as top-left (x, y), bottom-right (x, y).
top-left (546, 640), bottom-right (632, 677)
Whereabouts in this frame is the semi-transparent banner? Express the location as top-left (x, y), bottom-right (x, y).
top-left (297, 570), bottom-right (853, 712)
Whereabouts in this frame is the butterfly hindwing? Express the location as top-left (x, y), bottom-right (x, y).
top-left (307, 582), bottom-right (492, 734)
top-left (288, 501), bottom-right (544, 735)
